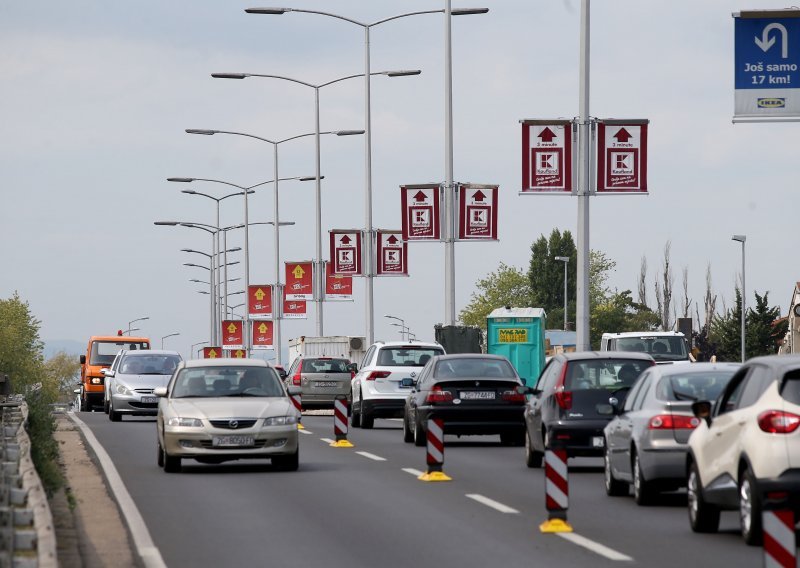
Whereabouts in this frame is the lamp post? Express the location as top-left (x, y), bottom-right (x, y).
top-left (186, 126), bottom-right (359, 361)
top-left (732, 234), bottom-right (746, 362)
top-left (183, 247), bottom-right (241, 323)
top-left (390, 322), bottom-right (411, 341)
top-left (161, 332), bottom-right (180, 349)
top-left (384, 314), bottom-right (406, 340)
top-left (554, 256), bottom-right (570, 331)
top-left (126, 316), bottom-right (149, 335)
top-left (191, 341), bottom-right (208, 359)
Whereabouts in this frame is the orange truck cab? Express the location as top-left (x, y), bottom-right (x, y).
top-left (78, 334), bottom-right (150, 411)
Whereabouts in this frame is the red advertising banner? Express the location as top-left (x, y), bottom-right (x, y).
top-left (251, 321), bottom-right (274, 350)
top-left (221, 320), bottom-right (244, 350)
top-left (329, 230), bottom-right (362, 276)
top-left (230, 349), bottom-right (247, 359)
top-left (248, 284), bottom-right (273, 320)
top-left (284, 261), bottom-right (314, 300)
top-left (376, 230), bottom-right (408, 276)
top-left (325, 262), bottom-right (353, 301)
top-left (400, 184), bottom-right (441, 241)
top-left (458, 184), bottom-right (499, 240)
top-left (283, 299), bottom-right (308, 319)
top-left (521, 120), bottom-right (573, 193)
top-left (202, 347), bottom-right (222, 359)
top-left (597, 120), bottom-right (649, 193)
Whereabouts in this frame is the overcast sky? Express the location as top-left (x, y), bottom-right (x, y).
top-left (1, 0), bottom-right (796, 361)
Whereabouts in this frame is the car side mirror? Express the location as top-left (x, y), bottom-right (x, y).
top-left (79, 355), bottom-right (86, 365)
top-left (101, 369), bottom-right (115, 378)
top-left (692, 400), bottom-right (713, 426)
top-left (520, 378), bottom-right (527, 386)
top-left (154, 387), bottom-right (168, 397)
top-left (400, 377), bottom-right (416, 388)
top-left (73, 388), bottom-right (81, 395)
top-left (515, 385), bottom-right (538, 396)
top-left (287, 386), bottom-right (301, 396)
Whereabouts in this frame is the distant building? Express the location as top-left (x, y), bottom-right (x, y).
top-left (545, 330), bottom-right (577, 356)
top-left (779, 282), bottom-right (800, 354)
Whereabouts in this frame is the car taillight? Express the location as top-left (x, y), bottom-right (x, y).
top-left (758, 410), bottom-right (800, 434)
top-left (292, 371), bottom-right (302, 386)
top-left (648, 414), bottom-right (700, 430)
top-left (502, 390), bottom-right (526, 403)
top-left (366, 371), bottom-right (391, 381)
top-left (554, 363), bottom-right (571, 410)
top-left (425, 385), bottom-right (453, 404)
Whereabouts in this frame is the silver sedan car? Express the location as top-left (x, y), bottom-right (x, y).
top-left (603, 362), bottom-right (740, 504)
top-left (155, 359), bottom-right (301, 473)
top-left (106, 350), bottom-right (182, 422)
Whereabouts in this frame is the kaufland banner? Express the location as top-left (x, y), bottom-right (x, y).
top-left (457, 184), bottom-right (498, 240)
top-left (596, 120), bottom-right (649, 193)
top-left (400, 184), bottom-right (441, 241)
top-left (251, 320), bottom-right (273, 350)
top-left (248, 285), bottom-right (273, 320)
top-left (376, 230), bottom-right (408, 276)
top-left (521, 120), bottom-right (573, 193)
top-left (325, 262), bottom-right (353, 301)
top-left (329, 230), bottom-right (362, 275)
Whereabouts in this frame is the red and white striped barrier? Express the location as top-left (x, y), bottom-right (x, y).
top-left (540, 447), bottom-right (572, 533)
top-left (763, 510), bottom-right (796, 568)
top-left (290, 392), bottom-right (303, 429)
top-left (418, 416), bottom-right (451, 482)
top-left (330, 396), bottom-right (353, 448)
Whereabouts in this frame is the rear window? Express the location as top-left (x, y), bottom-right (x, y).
top-left (615, 336), bottom-right (687, 362)
top-left (656, 371), bottom-right (736, 402)
top-left (780, 370), bottom-right (800, 405)
top-left (564, 359), bottom-right (652, 390)
top-left (90, 341), bottom-right (149, 365)
top-left (301, 359), bottom-right (350, 373)
top-left (434, 358), bottom-right (516, 379)
top-left (171, 366), bottom-right (283, 398)
top-left (120, 354), bottom-right (181, 375)
top-left (377, 347), bottom-right (444, 367)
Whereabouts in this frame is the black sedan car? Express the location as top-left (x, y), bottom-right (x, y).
top-left (402, 354), bottom-right (527, 447)
top-left (522, 351), bottom-right (655, 467)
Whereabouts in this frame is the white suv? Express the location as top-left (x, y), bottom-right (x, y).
top-left (350, 341), bottom-right (445, 429)
top-left (686, 354), bottom-right (800, 545)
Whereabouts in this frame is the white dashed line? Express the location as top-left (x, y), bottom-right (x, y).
top-left (320, 438), bottom-right (335, 444)
top-left (465, 494), bottom-right (519, 514)
top-left (557, 533), bottom-right (633, 562)
top-left (298, 429), bottom-right (313, 435)
top-left (355, 451), bottom-right (387, 461)
top-left (402, 468), bottom-right (425, 476)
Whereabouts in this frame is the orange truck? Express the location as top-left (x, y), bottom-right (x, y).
top-left (78, 333), bottom-right (150, 411)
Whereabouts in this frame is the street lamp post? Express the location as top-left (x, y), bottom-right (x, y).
top-left (555, 256), bottom-right (570, 331)
top-left (384, 314), bottom-right (406, 341)
top-left (161, 332), bottom-right (180, 349)
top-left (732, 235), bottom-right (746, 362)
top-left (126, 316), bottom-right (149, 335)
top-left (191, 341), bottom-right (208, 359)
top-left (183, 246), bottom-right (241, 324)
top-left (390, 322), bottom-right (411, 341)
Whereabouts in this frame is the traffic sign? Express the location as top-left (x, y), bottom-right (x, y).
top-left (283, 298), bottom-right (307, 319)
top-left (400, 184), bottom-right (441, 241)
top-left (376, 230), bottom-right (408, 276)
top-left (247, 284), bottom-right (273, 320)
top-left (251, 320), bottom-right (273, 350)
top-left (329, 230), bottom-right (362, 275)
top-left (521, 120), bottom-right (574, 193)
top-left (221, 320), bottom-right (244, 350)
top-left (734, 10), bottom-right (800, 119)
top-left (325, 262), bottom-right (353, 301)
top-left (284, 262), bottom-right (313, 301)
top-left (596, 120), bottom-right (649, 193)
top-left (457, 184), bottom-right (498, 240)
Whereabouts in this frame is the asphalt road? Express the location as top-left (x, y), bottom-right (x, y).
top-left (77, 412), bottom-right (769, 567)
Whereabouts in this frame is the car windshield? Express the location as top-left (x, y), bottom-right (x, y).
top-left (434, 358), bottom-right (516, 379)
top-left (615, 337), bottom-right (688, 362)
top-left (657, 371), bottom-right (736, 402)
top-left (377, 347), bottom-right (444, 367)
top-left (301, 359), bottom-right (350, 373)
top-left (565, 359), bottom-right (652, 390)
top-left (171, 366), bottom-right (284, 398)
top-left (119, 354), bottom-right (181, 376)
top-left (90, 341), bottom-right (149, 365)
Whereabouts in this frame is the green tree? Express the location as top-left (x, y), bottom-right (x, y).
top-left (591, 290), bottom-right (660, 348)
top-left (528, 229), bottom-right (576, 327)
top-left (746, 291), bottom-right (786, 357)
top-left (710, 290), bottom-right (744, 361)
top-left (45, 350), bottom-right (81, 402)
top-left (459, 262), bottom-right (531, 329)
top-left (0, 292), bottom-right (45, 392)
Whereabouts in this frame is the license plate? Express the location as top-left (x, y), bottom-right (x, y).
top-left (459, 391), bottom-right (496, 400)
top-left (213, 436), bottom-right (255, 447)
top-left (592, 436), bottom-right (605, 448)
top-left (315, 381), bottom-right (338, 388)
top-left (141, 397), bottom-right (158, 404)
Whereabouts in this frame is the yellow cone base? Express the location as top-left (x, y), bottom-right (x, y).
top-left (418, 471), bottom-right (452, 482)
top-left (330, 439), bottom-right (354, 448)
top-left (539, 518), bottom-right (573, 533)
top-left (298, 423), bottom-right (305, 430)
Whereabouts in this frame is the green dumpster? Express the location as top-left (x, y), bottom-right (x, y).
top-left (486, 307), bottom-right (546, 385)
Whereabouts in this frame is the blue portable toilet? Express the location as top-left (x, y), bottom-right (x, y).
top-left (486, 307), bottom-right (546, 385)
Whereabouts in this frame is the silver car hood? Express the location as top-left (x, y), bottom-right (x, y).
top-left (116, 374), bottom-right (173, 390)
top-left (166, 397), bottom-right (293, 419)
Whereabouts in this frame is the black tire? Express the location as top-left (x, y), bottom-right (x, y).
top-left (157, 441), bottom-right (164, 468)
top-left (604, 445), bottom-right (628, 496)
top-left (402, 413), bottom-right (414, 443)
top-left (525, 430), bottom-right (543, 468)
top-left (413, 415), bottom-right (426, 447)
top-left (633, 450), bottom-right (655, 505)
top-left (687, 461), bottom-right (720, 533)
top-left (361, 406), bottom-right (374, 430)
top-left (80, 390), bottom-right (89, 412)
top-left (103, 397), bottom-right (109, 414)
top-left (739, 467), bottom-right (763, 546)
top-left (273, 448), bottom-right (299, 472)
top-left (163, 451), bottom-right (181, 473)
top-left (108, 400), bottom-right (122, 422)
top-left (350, 394), bottom-right (361, 428)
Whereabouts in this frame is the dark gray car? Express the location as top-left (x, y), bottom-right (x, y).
top-left (285, 356), bottom-right (352, 409)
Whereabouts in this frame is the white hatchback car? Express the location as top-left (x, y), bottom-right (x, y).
top-left (350, 341), bottom-right (445, 429)
top-left (687, 354), bottom-right (800, 545)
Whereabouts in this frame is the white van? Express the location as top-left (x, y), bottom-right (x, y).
top-left (600, 331), bottom-right (691, 364)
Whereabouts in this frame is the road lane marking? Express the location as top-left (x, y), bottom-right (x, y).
top-left (320, 438), bottom-right (335, 444)
top-left (298, 429), bottom-right (313, 435)
top-left (355, 451), bottom-right (386, 461)
top-left (557, 532), bottom-right (633, 562)
top-left (465, 494), bottom-right (519, 514)
top-left (68, 412), bottom-right (167, 568)
top-left (402, 468), bottom-right (424, 476)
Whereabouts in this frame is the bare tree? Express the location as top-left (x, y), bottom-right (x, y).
top-left (654, 241), bottom-right (674, 330)
top-left (681, 266), bottom-right (692, 318)
top-left (638, 256), bottom-right (648, 307)
top-left (703, 263), bottom-right (717, 329)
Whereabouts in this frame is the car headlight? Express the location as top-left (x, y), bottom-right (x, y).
top-left (167, 417), bottom-right (204, 427)
top-left (263, 416), bottom-right (298, 427)
top-left (116, 383), bottom-right (131, 395)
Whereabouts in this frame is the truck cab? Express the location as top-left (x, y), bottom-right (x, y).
top-left (78, 334), bottom-right (150, 411)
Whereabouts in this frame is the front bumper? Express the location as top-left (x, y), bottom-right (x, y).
top-left (162, 424), bottom-right (299, 460)
top-left (110, 393), bottom-right (159, 415)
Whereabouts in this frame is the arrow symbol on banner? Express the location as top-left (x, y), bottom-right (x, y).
top-left (538, 127), bottom-right (557, 143)
top-left (292, 265), bottom-right (305, 279)
top-left (340, 235), bottom-right (352, 245)
top-left (254, 288), bottom-right (266, 301)
top-left (258, 323), bottom-right (268, 333)
top-left (208, 349), bottom-right (218, 358)
top-left (472, 190), bottom-right (486, 202)
top-left (387, 235), bottom-right (399, 244)
top-left (614, 128), bottom-right (633, 143)
top-left (227, 322), bottom-right (237, 333)
top-left (413, 190), bottom-right (427, 202)
top-left (755, 23), bottom-right (789, 58)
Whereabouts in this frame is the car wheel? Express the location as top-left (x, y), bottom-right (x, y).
top-left (361, 402), bottom-right (374, 429)
top-left (273, 448), bottom-right (299, 472)
top-left (163, 451), bottom-right (181, 473)
top-left (739, 467), bottom-right (763, 546)
top-left (350, 392), bottom-right (361, 428)
top-left (103, 397), bottom-right (109, 414)
top-left (413, 415), bottom-right (426, 447)
top-left (108, 400), bottom-right (122, 422)
top-left (633, 450), bottom-right (655, 505)
top-left (525, 430), bottom-right (543, 468)
top-left (403, 412), bottom-right (413, 443)
top-left (80, 390), bottom-right (89, 412)
top-left (604, 445), bottom-right (627, 496)
top-left (157, 441), bottom-right (164, 468)
top-left (687, 462), bottom-right (720, 533)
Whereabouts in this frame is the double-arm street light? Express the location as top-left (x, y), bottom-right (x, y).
top-left (161, 332), bottom-right (180, 349)
top-left (183, 246), bottom-right (241, 323)
top-left (554, 256), bottom-right (570, 331)
top-left (245, 5), bottom-right (487, 343)
top-left (125, 316), bottom-right (149, 335)
top-left (191, 341), bottom-right (208, 359)
top-left (384, 314), bottom-right (407, 341)
top-left (186, 126), bottom-right (359, 360)
top-left (732, 234), bottom-right (747, 362)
